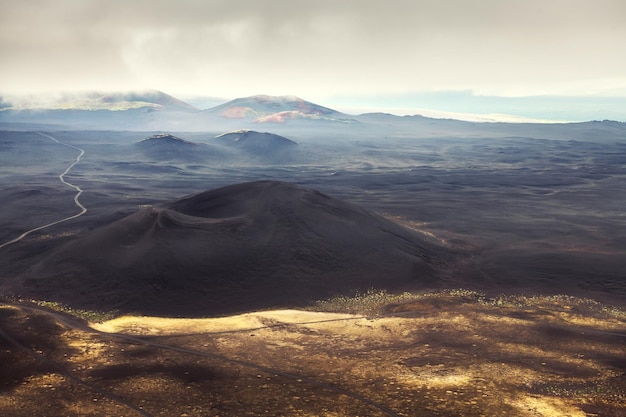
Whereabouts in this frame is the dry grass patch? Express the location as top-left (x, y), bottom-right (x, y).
top-left (2, 290), bottom-right (624, 416)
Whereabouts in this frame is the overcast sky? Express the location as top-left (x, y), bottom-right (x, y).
top-left (1, 0), bottom-right (625, 119)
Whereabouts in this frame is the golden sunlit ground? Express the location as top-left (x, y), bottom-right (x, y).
top-left (1, 290), bottom-right (625, 416)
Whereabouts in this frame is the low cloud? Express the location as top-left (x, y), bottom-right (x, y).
top-left (1, 0), bottom-right (625, 98)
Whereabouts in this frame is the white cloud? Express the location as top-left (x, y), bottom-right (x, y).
top-left (0, 0), bottom-right (625, 100)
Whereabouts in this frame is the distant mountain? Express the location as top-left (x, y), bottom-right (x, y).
top-left (0, 92), bottom-right (358, 130)
top-left (3, 87), bottom-right (623, 132)
top-left (2, 90), bottom-right (198, 112)
top-left (8, 181), bottom-right (451, 316)
top-left (0, 90), bottom-right (200, 130)
top-left (202, 95), bottom-right (355, 124)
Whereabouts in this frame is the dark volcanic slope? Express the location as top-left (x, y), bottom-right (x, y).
top-left (10, 181), bottom-right (450, 316)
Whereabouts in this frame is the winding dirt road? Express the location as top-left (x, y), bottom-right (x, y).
top-left (0, 132), bottom-right (87, 249)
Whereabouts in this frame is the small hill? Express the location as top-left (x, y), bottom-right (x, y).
top-left (137, 133), bottom-right (199, 147)
top-left (213, 130), bottom-right (297, 152)
top-left (9, 181), bottom-right (452, 316)
top-left (135, 133), bottom-right (207, 161)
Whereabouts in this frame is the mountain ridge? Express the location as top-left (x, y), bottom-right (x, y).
top-left (3, 91), bottom-right (623, 130)
top-left (0, 90), bottom-right (198, 112)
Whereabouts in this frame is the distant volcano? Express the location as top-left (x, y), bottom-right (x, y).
top-left (0, 90), bottom-right (199, 130)
top-left (1, 90), bottom-right (197, 112)
top-left (202, 95), bottom-right (354, 124)
top-left (9, 181), bottom-right (451, 316)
